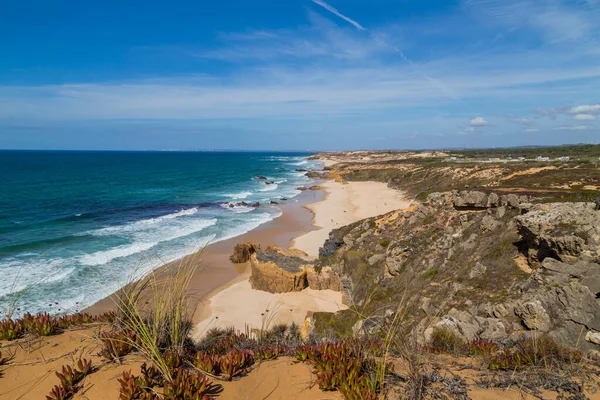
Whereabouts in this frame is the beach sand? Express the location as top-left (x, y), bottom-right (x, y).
top-left (193, 179), bottom-right (411, 336)
top-left (88, 167), bottom-right (411, 338)
top-left (292, 180), bottom-right (413, 258)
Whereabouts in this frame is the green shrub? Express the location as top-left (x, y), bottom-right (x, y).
top-left (488, 336), bottom-right (583, 370)
top-left (378, 239), bottom-right (391, 248)
top-left (427, 327), bottom-right (467, 355)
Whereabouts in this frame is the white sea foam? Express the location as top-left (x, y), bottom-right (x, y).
top-left (79, 218), bottom-right (217, 266)
top-left (220, 203), bottom-right (255, 213)
top-left (291, 160), bottom-right (308, 166)
top-left (259, 183), bottom-right (278, 192)
top-left (88, 207), bottom-right (199, 236)
top-left (214, 211), bottom-right (281, 243)
top-left (225, 191), bottom-right (253, 200)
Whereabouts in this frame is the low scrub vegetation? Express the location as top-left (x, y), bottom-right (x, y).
top-left (46, 358), bottom-right (94, 400)
top-left (0, 311), bottom-right (114, 341)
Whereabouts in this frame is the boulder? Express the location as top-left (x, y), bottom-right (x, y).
top-left (516, 202), bottom-right (600, 266)
top-left (309, 185), bottom-right (321, 191)
top-left (480, 215), bottom-right (501, 232)
top-left (452, 191), bottom-right (489, 209)
top-left (586, 331), bottom-right (600, 345)
top-left (368, 253), bottom-right (386, 266)
top-left (230, 242), bottom-right (260, 263)
top-left (469, 262), bottom-right (487, 279)
top-left (249, 248), bottom-right (309, 293)
top-left (296, 186), bottom-right (307, 191)
top-left (514, 300), bottom-right (551, 331)
top-left (257, 176), bottom-right (267, 180)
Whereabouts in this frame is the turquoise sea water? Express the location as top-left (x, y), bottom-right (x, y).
top-left (0, 151), bottom-right (318, 317)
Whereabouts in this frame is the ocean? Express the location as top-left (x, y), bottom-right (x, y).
top-left (0, 151), bottom-right (318, 317)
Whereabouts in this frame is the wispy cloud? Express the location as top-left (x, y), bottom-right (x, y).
top-left (2, 1), bottom-right (599, 149)
top-left (574, 114), bottom-right (596, 120)
top-left (553, 125), bottom-right (588, 131)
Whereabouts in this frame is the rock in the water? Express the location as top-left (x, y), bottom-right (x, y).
top-left (230, 242), bottom-right (260, 264)
top-left (257, 176), bottom-right (267, 180)
top-left (296, 186), bottom-right (307, 191)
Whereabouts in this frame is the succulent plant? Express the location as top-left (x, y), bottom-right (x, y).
top-left (46, 359), bottom-right (94, 400)
top-left (99, 329), bottom-right (136, 361)
top-left (0, 319), bottom-right (22, 341)
top-left (219, 349), bottom-right (254, 381)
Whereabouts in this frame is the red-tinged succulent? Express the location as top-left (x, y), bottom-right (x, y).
top-left (195, 352), bottom-right (221, 375)
top-left (99, 329), bottom-right (136, 361)
top-left (219, 349), bottom-right (254, 381)
top-left (46, 358), bottom-right (94, 400)
top-left (163, 369), bottom-right (221, 400)
top-left (29, 312), bottom-right (59, 336)
top-left (255, 344), bottom-right (288, 361)
top-left (0, 318), bottom-right (23, 341)
top-left (118, 370), bottom-right (157, 400)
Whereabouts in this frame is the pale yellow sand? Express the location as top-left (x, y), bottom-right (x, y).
top-left (194, 278), bottom-right (346, 337)
top-left (292, 180), bottom-right (412, 258)
top-left (193, 169), bottom-right (411, 338)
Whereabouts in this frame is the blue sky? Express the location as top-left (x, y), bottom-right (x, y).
top-left (1, 0), bottom-right (599, 150)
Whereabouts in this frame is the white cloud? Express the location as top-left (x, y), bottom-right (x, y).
top-left (553, 125), bottom-right (587, 131)
top-left (469, 116), bottom-right (488, 126)
top-left (569, 104), bottom-right (600, 114)
top-left (574, 114), bottom-right (596, 120)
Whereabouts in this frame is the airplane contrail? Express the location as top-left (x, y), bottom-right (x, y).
top-left (309, 0), bottom-right (460, 101)
top-left (311, 0), bottom-right (366, 31)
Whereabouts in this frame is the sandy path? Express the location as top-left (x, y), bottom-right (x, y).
top-left (292, 181), bottom-right (412, 258)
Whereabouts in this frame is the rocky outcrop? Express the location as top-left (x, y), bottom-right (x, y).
top-left (450, 190), bottom-right (529, 210)
top-left (316, 190), bottom-right (600, 352)
top-left (230, 242), bottom-right (260, 263)
top-left (249, 245), bottom-right (341, 293)
top-left (516, 202), bottom-right (600, 266)
top-left (249, 248), bottom-right (309, 293)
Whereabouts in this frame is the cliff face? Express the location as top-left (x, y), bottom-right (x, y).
top-left (316, 191), bottom-right (600, 352)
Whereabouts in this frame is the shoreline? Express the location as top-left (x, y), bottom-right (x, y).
top-left (88, 161), bottom-right (413, 336)
top-left (86, 188), bottom-right (324, 323)
top-left (192, 176), bottom-right (413, 336)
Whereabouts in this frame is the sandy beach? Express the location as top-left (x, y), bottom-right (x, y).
top-left (88, 160), bottom-right (411, 337)
top-left (292, 180), bottom-right (413, 258)
top-left (193, 175), bottom-right (411, 336)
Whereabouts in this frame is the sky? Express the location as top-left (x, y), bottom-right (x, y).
top-left (1, 0), bottom-right (599, 151)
